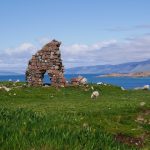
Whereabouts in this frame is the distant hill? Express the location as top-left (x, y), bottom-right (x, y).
top-left (65, 59), bottom-right (150, 74)
top-left (0, 71), bottom-right (22, 75)
top-left (1, 59), bottom-right (150, 75)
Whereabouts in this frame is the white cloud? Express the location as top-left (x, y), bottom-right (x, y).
top-left (62, 40), bottom-right (117, 55)
top-left (0, 43), bottom-right (37, 73)
top-left (0, 34), bottom-right (150, 73)
top-left (5, 43), bottom-right (36, 57)
top-left (105, 24), bottom-right (150, 32)
top-left (62, 35), bottom-right (150, 68)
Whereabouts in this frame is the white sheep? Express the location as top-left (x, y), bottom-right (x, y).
top-left (91, 91), bottom-right (99, 99)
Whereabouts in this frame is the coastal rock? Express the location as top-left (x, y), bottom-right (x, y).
top-left (143, 85), bottom-right (149, 90)
top-left (26, 39), bottom-right (66, 87)
top-left (121, 86), bottom-right (125, 91)
top-left (71, 76), bottom-right (87, 85)
top-left (134, 85), bottom-right (149, 90)
top-left (97, 82), bottom-right (103, 85)
top-left (0, 86), bottom-right (11, 92)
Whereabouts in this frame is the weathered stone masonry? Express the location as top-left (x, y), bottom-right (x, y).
top-left (26, 39), bottom-right (66, 86)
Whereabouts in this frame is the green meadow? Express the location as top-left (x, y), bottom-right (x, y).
top-left (0, 82), bottom-right (150, 150)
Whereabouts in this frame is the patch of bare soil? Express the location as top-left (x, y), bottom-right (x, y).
top-left (115, 133), bottom-right (144, 148)
top-left (115, 109), bottom-right (150, 148)
top-left (135, 109), bottom-right (150, 125)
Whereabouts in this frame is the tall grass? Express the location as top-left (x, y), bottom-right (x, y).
top-left (0, 108), bottom-right (135, 150)
top-left (0, 82), bottom-right (149, 149)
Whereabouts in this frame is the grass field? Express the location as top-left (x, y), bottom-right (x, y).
top-left (0, 82), bottom-right (150, 150)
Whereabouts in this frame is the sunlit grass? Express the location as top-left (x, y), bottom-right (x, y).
top-left (0, 82), bottom-right (150, 149)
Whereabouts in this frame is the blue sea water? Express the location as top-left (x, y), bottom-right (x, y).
top-left (0, 74), bottom-right (150, 89)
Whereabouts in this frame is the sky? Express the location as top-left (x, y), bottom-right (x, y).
top-left (0, 0), bottom-right (150, 73)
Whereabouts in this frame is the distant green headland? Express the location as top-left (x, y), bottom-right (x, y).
top-left (97, 72), bottom-right (150, 78)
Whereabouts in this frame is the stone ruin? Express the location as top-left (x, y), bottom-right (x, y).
top-left (26, 39), bottom-right (66, 87)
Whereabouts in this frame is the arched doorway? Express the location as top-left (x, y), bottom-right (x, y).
top-left (42, 71), bottom-right (52, 86)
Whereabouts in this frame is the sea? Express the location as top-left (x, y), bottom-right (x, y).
top-left (0, 74), bottom-right (150, 89)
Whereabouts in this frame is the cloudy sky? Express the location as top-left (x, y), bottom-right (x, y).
top-left (0, 0), bottom-right (150, 73)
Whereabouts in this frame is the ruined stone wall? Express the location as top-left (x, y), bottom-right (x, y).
top-left (26, 40), bottom-right (66, 86)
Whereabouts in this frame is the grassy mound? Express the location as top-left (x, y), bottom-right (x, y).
top-left (0, 82), bottom-right (150, 149)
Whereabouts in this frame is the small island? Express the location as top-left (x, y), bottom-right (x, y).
top-left (97, 72), bottom-right (150, 78)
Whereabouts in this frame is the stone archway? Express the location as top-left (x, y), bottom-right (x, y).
top-left (26, 40), bottom-right (66, 86)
